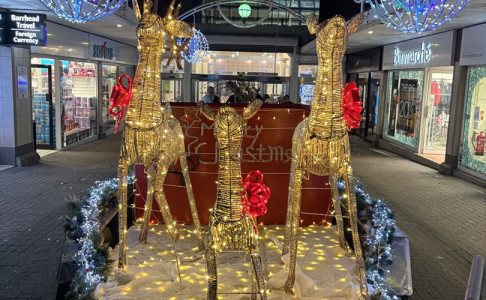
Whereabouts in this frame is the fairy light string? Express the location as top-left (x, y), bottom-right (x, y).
top-left (281, 13), bottom-right (369, 297)
top-left (368, 0), bottom-right (469, 33)
top-left (198, 100), bottom-right (267, 300)
top-left (117, 0), bottom-right (204, 272)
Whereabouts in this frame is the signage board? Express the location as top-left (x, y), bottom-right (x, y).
top-left (460, 23), bottom-right (486, 66)
top-left (382, 31), bottom-right (454, 70)
top-left (346, 47), bottom-right (382, 73)
top-left (0, 12), bottom-right (47, 46)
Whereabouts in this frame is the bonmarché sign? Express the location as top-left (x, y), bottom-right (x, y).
top-left (382, 31), bottom-right (454, 70)
top-left (394, 43), bottom-right (431, 66)
top-left (0, 12), bottom-right (47, 46)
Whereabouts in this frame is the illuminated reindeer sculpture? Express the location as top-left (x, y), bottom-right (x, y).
top-left (281, 13), bottom-right (369, 296)
top-left (198, 101), bottom-right (267, 300)
top-left (117, 0), bottom-right (204, 270)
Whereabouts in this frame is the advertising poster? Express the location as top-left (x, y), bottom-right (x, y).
top-left (397, 79), bottom-right (419, 136)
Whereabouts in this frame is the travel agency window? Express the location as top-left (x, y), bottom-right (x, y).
top-left (60, 60), bottom-right (98, 147)
top-left (458, 24), bottom-right (486, 178)
top-left (381, 31), bottom-right (455, 163)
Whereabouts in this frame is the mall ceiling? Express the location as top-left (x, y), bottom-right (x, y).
top-left (1, 0), bottom-right (486, 54)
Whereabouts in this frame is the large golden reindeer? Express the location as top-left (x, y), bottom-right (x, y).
top-left (117, 0), bottom-right (204, 270)
top-left (198, 101), bottom-right (267, 300)
top-left (281, 13), bottom-right (369, 296)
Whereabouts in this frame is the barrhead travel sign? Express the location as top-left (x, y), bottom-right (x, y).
top-left (382, 31), bottom-right (454, 70)
top-left (0, 12), bottom-right (47, 46)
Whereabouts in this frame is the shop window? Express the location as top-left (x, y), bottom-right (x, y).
top-left (460, 66), bottom-right (486, 175)
top-left (384, 70), bottom-right (424, 149)
top-left (101, 64), bottom-right (118, 132)
top-left (60, 60), bottom-right (98, 147)
top-left (191, 51), bottom-right (291, 76)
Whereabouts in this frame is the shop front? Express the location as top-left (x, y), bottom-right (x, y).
top-left (30, 22), bottom-right (136, 149)
top-left (381, 31), bottom-right (455, 164)
top-left (458, 23), bottom-right (486, 179)
top-left (346, 47), bottom-right (382, 139)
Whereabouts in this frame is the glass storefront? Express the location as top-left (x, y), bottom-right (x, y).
top-left (60, 60), bottom-right (98, 147)
top-left (460, 66), bottom-right (486, 175)
top-left (192, 51), bottom-right (290, 76)
top-left (384, 70), bottom-right (424, 150)
top-left (31, 58), bottom-right (56, 148)
top-left (101, 64), bottom-right (118, 132)
top-left (422, 68), bottom-right (453, 154)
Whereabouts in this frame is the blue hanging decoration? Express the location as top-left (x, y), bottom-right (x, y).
top-left (39, 0), bottom-right (126, 23)
top-left (367, 0), bottom-right (469, 33)
top-left (177, 29), bottom-right (209, 64)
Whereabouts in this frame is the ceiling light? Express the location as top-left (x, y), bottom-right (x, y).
top-left (117, 24), bottom-right (122, 28)
top-left (367, 30), bottom-right (373, 35)
top-left (238, 4), bottom-right (251, 18)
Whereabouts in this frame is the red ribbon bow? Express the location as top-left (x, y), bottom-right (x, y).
top-left (109, 74), bottom-right (133, 133)
top-left (342, 82), bottom-right (363, 130)
top-left (243, 170), bottom-right (271, 217)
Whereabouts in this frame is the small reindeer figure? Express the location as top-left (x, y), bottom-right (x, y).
top-left (117, 0), bottom-right (204, 270)
top-left (198, 101), bottom-right (267, 300)
top-left (281, 13), bottom-right (368, 296)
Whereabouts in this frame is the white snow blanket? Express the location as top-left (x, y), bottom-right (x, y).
top-left (96, 225), bottom-right (364, 299)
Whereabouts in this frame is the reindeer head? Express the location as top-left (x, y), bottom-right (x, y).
top-left (134, 0), bottom-right (192, 69)
top-left (307, 13), bottom-right (363, 62)
top-left (198, 101), bottom-right (262, 156)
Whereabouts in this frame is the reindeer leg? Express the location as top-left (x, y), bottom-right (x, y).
top-left (179, 151), bottom-right (205, 251)
top-left (117, 156), bottom-right (129, 270)
top-left (154, 164), bottom-right (181, 242)
top-left (284, 163), bottom-right (304, 294)
top-left (206, 229), bottom-right (218, 300)
top-left (282, 148), bottom-right (302, 255)
top-left (139, 168), bottom-right (155, 244)
top-left (329, 174), bottom-right (347, 249)
top-left (250, 247), bottom-right (267, 300)
top-left (342, 140), bottom-right (369, 298)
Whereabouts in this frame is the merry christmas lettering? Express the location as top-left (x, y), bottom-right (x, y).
top-left (179, 108), bottom-right (292, 165)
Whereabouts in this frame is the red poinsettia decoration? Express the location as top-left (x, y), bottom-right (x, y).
top-left (243, 170), bottom-right (271, 217)
top-left (109, 74), bottom-right (133, 133)
top-left (342, 82), bottom-right (363, 130)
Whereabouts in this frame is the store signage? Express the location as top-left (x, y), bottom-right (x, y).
top-left (0, 12), bottom-right (47, 46)
top-left (345, 47), bottom-right (382, 73)
top-left (460, 23), bottom-right (486, 66)
top-left (93, 42), bottom-right (114, 60)
top-left (393, 43), bottom-right (431, 66)
top-left (382, 31), bottom-right (454, 70)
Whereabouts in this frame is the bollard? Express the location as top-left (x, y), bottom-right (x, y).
top-left (465, 255), bottom-right (485, 300)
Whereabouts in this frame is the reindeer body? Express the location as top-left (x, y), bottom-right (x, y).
top-left (117, 0), bottom-right (204, 271)
top-left (281, 14), bottom-right (368, 297)
top-left (198, 102), bottom-right (266, 300)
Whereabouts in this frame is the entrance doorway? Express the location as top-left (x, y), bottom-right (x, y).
top-left (31, 64), bottom-right (55, 149)
top-left (420, 67), bottom-right (454, 163)
top-left (351, 72), bottom-right (381, 139)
